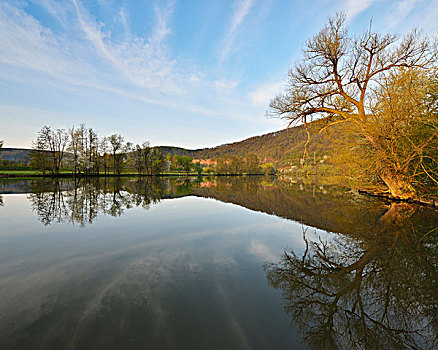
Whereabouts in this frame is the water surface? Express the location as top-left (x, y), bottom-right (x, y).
top-left (0, 176), bottom-right (437, 349)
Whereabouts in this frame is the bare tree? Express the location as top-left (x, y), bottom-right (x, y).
top-left (100, 136), bottom-right (110, 175)
top-left (33, 126), bottom-right (69, 174)
top-left (87, 127), bottom-right (99, 174)
top-left (108, 134), bottom-right (131, 174)
top-left (68, 126), bottom-right (82, 175)
top-left (269, 13), bottom-right (437, 199)
top-left (108, 134), bottom-right (123, 174)
top-left (132, 144), bottom-right (145, 174)
top-left (132, 141), bottom-right (151, 175)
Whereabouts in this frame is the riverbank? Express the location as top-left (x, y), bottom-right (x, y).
top-left (2, 170), bottom-right (437, 209)
top-left (0, 171), bottom-right (269, 178)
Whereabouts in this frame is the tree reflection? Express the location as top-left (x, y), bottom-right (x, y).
top-left (28, 177), bottom-right (173, 227)
top-left (265, 203), bottom-right (438, 350)
top-left (3, 175), bottom-right (438, 347)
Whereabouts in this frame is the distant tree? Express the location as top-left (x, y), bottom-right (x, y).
top-left (132, 144), bottom-right (145, 174)
top-left (216, 157), bottom-right (228, 174)
top-left (32, 125), bottom-right (68, 174)
top-left (68, 126), bottom-right (82, 175)
top-left (228, 156), bottom-right (242, 174)
top-left (176, 155), bottom-right (193, 176)
top-left (30, 150), bottom-right (49, 174)
top-left (193, 162), bottom-right (203, 176)
top-left (151, 148), bottom-right (166, 175)
top-left (108, 134), bottom-right (130, 175)
top-left (87, 127), bottom-right (99, 174)
top-left (100, 136), bottom-right (110, 175)
top-left (131, 142), bottom-right (151, 175)
top-left (142, 142), bottom-right (153, 175)
top-left (245, 153), bottom-right (261, 174)
top-left (269, 13), bottom-right (437, 199)
top-left (166, 153), bottom-right (176, 171)
top-left (204, 166), bottom-right (215, 175)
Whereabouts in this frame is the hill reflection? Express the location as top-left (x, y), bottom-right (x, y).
top-left (1, 176), bottom-right (438, 349)
top-left (1, 176), bottom-right (437, 234)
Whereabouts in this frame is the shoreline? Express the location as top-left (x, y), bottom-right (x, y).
top-left (0, 172), bottom-right (268, 178)
top-left (1, 172), bottom-right (437, 209)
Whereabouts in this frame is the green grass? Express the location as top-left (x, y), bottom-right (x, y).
top-left (0, 170), bottom-right (211, 177)
top-left (0, 170), bottom-right (43, 175)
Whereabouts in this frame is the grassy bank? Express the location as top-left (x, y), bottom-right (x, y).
top-left (0, 170), bottom-right (266, 178)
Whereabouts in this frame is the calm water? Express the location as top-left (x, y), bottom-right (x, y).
top-left (0, 176), bottom-right (437, 350)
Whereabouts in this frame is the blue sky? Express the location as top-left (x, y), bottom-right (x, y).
top-left (0, 0), bottom-right (437, 149)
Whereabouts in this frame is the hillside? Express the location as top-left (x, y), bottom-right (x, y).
top-left (156, 146), bottom-right (200, 157)
top-left (1, 123), bottom-right (335, 167)
top-left (191, 124), bottom-right (334, 165)
top-left (0, 148), bottom-right (32, 163)
top-left (157, 123), bottom-right (336, 166)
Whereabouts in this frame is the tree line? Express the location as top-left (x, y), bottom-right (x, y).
top-left (30, 124), bottom-right (169, 175)
top-left (27, 124), bottom-right (274, 176)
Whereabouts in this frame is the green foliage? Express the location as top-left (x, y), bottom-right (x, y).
top-left (193, 162), bottom-right (203, 175)
top-left (175, 155), bottom-right (193, 175)
top-left (30, 150), bottom-right (50, 174)
top-left (204, 166), bottom-right (214, 174)
top-left (151, 148), bottom-right (167, 175)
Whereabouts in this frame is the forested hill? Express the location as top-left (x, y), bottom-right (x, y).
top-left (156, 146), bottom-right (200, 157)
top-left (191, 123), bottom-right (334, 165)
top-left (0, 148), bottom-right (32, 163)
top-left (158, 124), bottom-right (333, 164)
top-left (1, 123), bottom-right (334, 166)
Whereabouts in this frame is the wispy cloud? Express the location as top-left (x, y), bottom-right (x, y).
top-left (386, 0), bottom-right (425, 28)
top-left (150, 0), bottom-right (175, 44)
top-left (0, 2), bottom-right (92, 83)
top-left (72, 0), bottom-right (183, 94)
top-left (341, 0), bottom-right (377, 20)
top-left (0, 0), bottom-right (333, 148)
top-left (0, 1), bottom-right (257, 118)
top-left (34, 0), bottom-right (71, 27)
top-left (219, 0), bottom-right (253, 62)
top-left (248, 81), bottom-right (283, 108)
top-left (0, 1), bottom-right (218, 112)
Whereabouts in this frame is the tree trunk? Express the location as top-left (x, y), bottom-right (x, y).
top-left (379, 170), bottom-right (416, 199)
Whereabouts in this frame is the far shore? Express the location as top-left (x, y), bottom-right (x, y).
top-left (1, 171), bottom-right (437, 209)
top-left (0, 171), bottom-right (267, 178)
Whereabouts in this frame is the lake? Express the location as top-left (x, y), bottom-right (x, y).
top-left (0, 176), bottom-right (437, 349)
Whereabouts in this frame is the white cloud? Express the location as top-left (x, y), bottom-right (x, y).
top-left (0, 2), bottom-right (93, 84)
top-left (213, 79), bottom-right (239, 91)
top-left (422, 0), bottom-right (438, 32)
top-left (248, 81), bottom-right (284, 108)
top-left (0, 1), bottom-right (208, 113)
top-left (150, 0), bottom-right (175, 44)
top-left (34, 0), bottom-right (71, 27)
top-left (0, 0), bottom-right (281, 142)
top-left (248, 240), bottom-right (278, 262)
top-left (386, 0), bottom-right (425, 28)
top-left (72, 0), bottom-right (183, 94)
top-left (219, 0), bottom-right (253, 62)
top-left (342, 0), bottom-right (377, 20)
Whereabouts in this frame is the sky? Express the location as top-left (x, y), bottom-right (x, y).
top-left (0, 0), bottom-right (437, 149)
